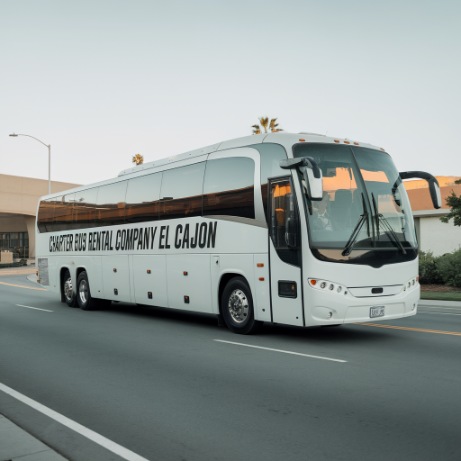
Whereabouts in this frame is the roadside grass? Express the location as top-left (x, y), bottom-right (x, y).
top-left (420, 290), bottom-right (461, 302)
top-left (420, 283), bottom-right (461, 302)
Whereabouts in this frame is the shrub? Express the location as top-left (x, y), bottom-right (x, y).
top-left (437, 249), bottom-right (461, 288)
top-left (419, 251), bottom-right (443, 284)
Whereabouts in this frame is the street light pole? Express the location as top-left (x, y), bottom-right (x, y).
top-left (9, 133), bottom-right (52, 194)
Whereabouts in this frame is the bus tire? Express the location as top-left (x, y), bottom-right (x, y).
top-left (76, 271), bottom-right (96, 311)
top-left (62, 270), bottom-right (77, 307)
top-left (221, 277), bottom-right (261, 335)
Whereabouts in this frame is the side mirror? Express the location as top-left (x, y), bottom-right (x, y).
top-left (280, 157), bottom-right (323, 201)
top-left (302, 164), bottom-right (323, 201)
top-left (399, 171), bottom-right (442, 209)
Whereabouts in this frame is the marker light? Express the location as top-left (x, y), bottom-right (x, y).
top-left (308, 278), bottom-right (348, 296)
top-left (402, 277), bottom-right (419, 292)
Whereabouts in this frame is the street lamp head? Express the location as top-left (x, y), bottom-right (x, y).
top-left (7, 131), bottom-right (52, 194)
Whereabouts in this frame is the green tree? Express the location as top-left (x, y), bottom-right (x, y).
top-left (252, 116), bottom-right (283, 135)
top-left (440, 178), bottom-right (461, 226)
top-left (132, 153), bottom-right (144, 165)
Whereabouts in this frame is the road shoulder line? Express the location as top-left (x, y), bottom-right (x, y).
top-left (0, 382), bottom-right (149, 461)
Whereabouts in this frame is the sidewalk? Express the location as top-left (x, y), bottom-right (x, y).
top-left (0, 414), bottom-right (67, 461)
top-left (0, 265), bottom-right (36, 276)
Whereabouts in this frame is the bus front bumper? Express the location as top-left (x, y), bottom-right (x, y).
top-left (307, 285), bottom-right (419, 326)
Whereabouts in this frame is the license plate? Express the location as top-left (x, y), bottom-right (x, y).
top-left (370, 306), bottom-right (385, 318)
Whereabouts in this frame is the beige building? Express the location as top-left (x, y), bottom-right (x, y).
top-left (0, 174), bottom-right (79, 260)
top-left (405, 176), bottom-right (461, 256)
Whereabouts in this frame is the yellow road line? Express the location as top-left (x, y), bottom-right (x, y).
top-left (361, 322), bottom-right (461, 337)
top-left (0, 281), bottom-right (46, 291)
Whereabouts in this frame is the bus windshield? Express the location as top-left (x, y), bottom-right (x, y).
top-left (293, 143), bottom-right (418, 267)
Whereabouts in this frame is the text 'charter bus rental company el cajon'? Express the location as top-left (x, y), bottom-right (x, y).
top-left (36, 132), bottom-right (441, 334)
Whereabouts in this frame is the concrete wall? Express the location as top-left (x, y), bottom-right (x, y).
top-left (0, 174), bottom-right (79, 216)
top-left (0, 215), bottom-right (28, 232)
top-left (415, 213), bottom-right (461, 256)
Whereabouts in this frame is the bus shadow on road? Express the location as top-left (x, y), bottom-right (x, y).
top-left (96, 300), bottom-right (221, 328)
top-left (262, 322), bottom-right (398, 344)
top-left (93, 301), bottom-right (396, 344)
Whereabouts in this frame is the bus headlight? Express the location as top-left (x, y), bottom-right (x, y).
top-left (309, 278), bottom-right (348, 296)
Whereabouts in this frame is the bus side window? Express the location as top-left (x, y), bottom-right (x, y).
top-left (96, 181), bottom-right (128, 226)
top-left (74, 187), bottom-right (99, 229)
top-left (125, 173), bottom-right (162, 223)
top-left (37, 197), bottom-right (57, 233)
top-left (203, 157), bottom-right (255, 219)
top-left (54, 193), bottom-right (75, 232)
top-left (160, 163), bottom-right (205, 220)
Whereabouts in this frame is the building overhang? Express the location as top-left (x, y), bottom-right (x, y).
top-left (412, 209), bottom-right (448, 218)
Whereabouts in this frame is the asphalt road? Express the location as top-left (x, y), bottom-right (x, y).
top-left (1, 268), bottom-right (461, 461)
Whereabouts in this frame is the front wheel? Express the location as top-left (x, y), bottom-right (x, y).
top-left (221, 277), bottom-right (261, 334)
top-left (76, 271), bottom-right (96, 310)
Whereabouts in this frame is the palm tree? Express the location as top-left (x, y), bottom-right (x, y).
top-left (132, 153), bottom-right (144, 165)
top-left (252, 124), bottom-right (262, 135)
top-left (252, 116), bottom-right (283, 135)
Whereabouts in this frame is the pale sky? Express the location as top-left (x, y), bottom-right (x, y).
top-left (1, 0), bottom-right (460, 187)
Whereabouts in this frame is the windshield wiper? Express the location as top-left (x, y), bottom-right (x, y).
top-left (342, 194), bottom-right (369, 257)
top-left (342, 214), bottom-right (367, 256)
top-left (377, 214), bottom-right (407, 254)
top-left (371, 193), bottom-right (407, 255)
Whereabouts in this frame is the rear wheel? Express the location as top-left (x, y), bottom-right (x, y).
top-left (221, 277), bottom-right (261, 334)
top-left (62, 270), bottom-right (77, 307)
top-left (76, 271), bottom-right (96, 310)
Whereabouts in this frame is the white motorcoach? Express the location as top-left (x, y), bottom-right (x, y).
top-left (36, 132), bottom-right (441, 334)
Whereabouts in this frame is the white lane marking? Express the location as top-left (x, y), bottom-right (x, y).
top-left (16, 304), bottom-right (53, 313)
top-left (214, 339), bottom-right (347, 363)
top-left (0, 383), bottom-right (151, 461)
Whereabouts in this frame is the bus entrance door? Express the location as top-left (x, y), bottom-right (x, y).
top-left (269, 178), bottom-right (304, 327)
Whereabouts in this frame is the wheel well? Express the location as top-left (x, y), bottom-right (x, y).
top-left (218, 273), bottom-right (248, 314)
top-left (76, 267), bottom-right (86, 278)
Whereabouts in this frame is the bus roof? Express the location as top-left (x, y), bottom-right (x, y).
top-left (117, 132), bottom-right (384, 177)
top-left (39, 132), bottom-right (385, 200)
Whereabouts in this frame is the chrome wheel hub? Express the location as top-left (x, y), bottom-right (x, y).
top-left (78, 279), bottom-right (89, 305)
top-left (228, 289), bottom-right (249, 324)
top-left (64, 278), bottom-right (73, 301)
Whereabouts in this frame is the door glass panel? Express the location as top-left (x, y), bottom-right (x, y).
top-left (270, 177), bottom-right (300, 266)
